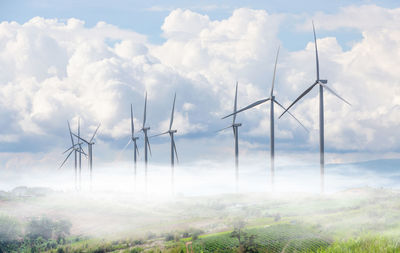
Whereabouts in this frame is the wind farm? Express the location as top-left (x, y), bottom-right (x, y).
top-left (140, 92), bottom-right (152, 194)
top-left (222, 47), bottom-right (307, 191)
top-left (73, 123), bottom-right (101, 189)
top-left (151, 93), bottom-right (179, 195)
top-left (129, 104), bottom-right (140, 191)
top-left (218, 82), bottom-right (241, 193)
top-left (279, 23), bottom-right (351, 193)
top-left (0, 2), bottom-right (399, 252)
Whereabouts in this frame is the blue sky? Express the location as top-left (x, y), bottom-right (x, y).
top-left (0, 0), bottom-right (399, 172)
top-left (2, 0), bottom-right (398, 49)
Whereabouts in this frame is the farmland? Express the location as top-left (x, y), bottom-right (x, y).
top-left (1, 187), bottom-right (400, 252)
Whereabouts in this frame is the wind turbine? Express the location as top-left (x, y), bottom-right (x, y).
top-left (151, 93), bottom-right (179, 195)
top-left (128, 104), bottom-right (140, 191)
top-left (77, 118), bottom-right (82, 190)
top-left (60, 120), bottom-right (86, 190)
top-left (140, 92), bottom-right (152, 194)
top-left (279, 22), bottom-right (351, 193)
top-left (223, 47), bottom-right (307, 191)
top-left (218, 82), bottom-right (241, 193)
top-left (73, 124), bottom-right (101, 190)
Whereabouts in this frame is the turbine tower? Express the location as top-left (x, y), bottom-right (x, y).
top-left (151, 93), bottom-right (179, 195)
top-left (60, 120), bottom-right (86, 190)
top-left (74, 124), bottom-right (101, 190)
top-left (279, 22), bottom-right (351, 193)
top-left (140, 92), bottom-right (152, 194)
top-left (128, 104), bottom-right (140, 191)
top-left (223, 47), bottom-right (307, 191)
top-left (218, 82), bottom-right (241, 193)
top-left (78, 118), bottom-right (82, 190)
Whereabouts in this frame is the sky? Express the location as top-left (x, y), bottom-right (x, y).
top-left (0, 0), bottom-right (399, 179)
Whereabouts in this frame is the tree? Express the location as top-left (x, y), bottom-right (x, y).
top-left (0, 216), bottom-right (21, 252)
top-left (27, 217), bottom-right (54, 240)
top-left (230, 220), bottom-right (259, 253)
top-left (242, 234), bottom-right (258, 253)
top-left (27, 217), bottom-right (72, 241)
top-left (230, 220), bottom-right (246, 245)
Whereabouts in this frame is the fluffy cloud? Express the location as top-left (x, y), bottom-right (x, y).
top-left (0, 5), bottom-right (399, 170)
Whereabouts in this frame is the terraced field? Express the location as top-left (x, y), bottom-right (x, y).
top-left (193, 224), bottom-right (331, 253)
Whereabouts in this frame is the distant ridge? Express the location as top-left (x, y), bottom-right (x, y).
top-left (327, 158), bottom-right (400, 174)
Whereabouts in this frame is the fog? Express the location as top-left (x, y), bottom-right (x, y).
top-left (1, 157), bottom-right (399, 241)
top-left (1, 155), bottom-right (398, 196)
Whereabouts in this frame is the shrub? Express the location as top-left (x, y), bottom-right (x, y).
top-left (165, 233), bottom-right (175, 241)
top-left (27, 217), bottom-right (72, 241)
top-left (27, 217), bottom-right (54, 240)
top-left (146, 231), bottom-right (157, 240)
top-left (130, 247), bottom-right (143, 253)
top-left (0, 215), bottom-right (21, 251)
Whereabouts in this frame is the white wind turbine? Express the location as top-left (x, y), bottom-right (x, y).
top-left (279, 22), bottom-right (351, 193)
top-left (223, 47), bottom-right (308, 191)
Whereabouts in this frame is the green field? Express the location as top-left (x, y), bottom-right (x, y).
top-left (192, 224), bottom-right (331, 253)
top-left (1, 187), bottom-right (400, 252)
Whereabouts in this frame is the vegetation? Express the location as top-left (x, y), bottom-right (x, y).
top-left (0, 216), bottom-right (72, 252)
top-left (0, 216), bottom-right (21, 252)
top-left (315, 237), bottom-right (400, 253)
top-left (191, 224), bottom-right (330, 253)
top-left (1, 187), bottom-right (400, 252)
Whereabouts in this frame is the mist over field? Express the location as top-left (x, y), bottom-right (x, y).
top-left (1, 157), bottom-right (399, 195)
top-left (1, 1), bottom-right (400, 252)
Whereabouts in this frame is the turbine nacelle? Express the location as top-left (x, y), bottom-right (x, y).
top-left (319, 80), bottom-right (328, 84)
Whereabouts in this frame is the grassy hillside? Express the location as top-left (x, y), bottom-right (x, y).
top-left (1, 187), bottom-right (400, 252)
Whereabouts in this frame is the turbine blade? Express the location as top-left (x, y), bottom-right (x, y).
top-left (63, 146), bottom-right (74, 154)
top-left (131, 104), bottom-right (134, 138)
top-left (76, 148), bottom-right (87, 157)
top-left (134, 141), bottom-right (140, 156)
top-left (67, 121), bottom-right (75, 146)
top-left (233, 81), bottom-right (238, 125)
top-left (216, 125), bottom-right (232, 133)
top-left (274, 100), bottom-right (309, 132)
top-left (172, 137), bottom-right (179, 163)
top-left (114, 139), bottom-right (132, 162)
top-left (143, 92), bottom-right (147, 129)
top-left (319, 82), bottom-right (351, 106)
top-left (78, 117), bottom-right (80, 137)
top-left (72, 133), bottom-right (89, 144)
top-left (79, 146), bottom-right (87, 156)
top-left (147, 138), bottom-right (152, 157)
top-left (279, 82), bottom-right (317, 119)
top-left (150, 131), bottom-right (169, 138)
top-left (222, 98), bottom-right (270, 119)
top-left (59, 150), bottom-right (74, 169)
top-left (312, 21), bottom-right (320, 80)
top-left (169, 93), bottom-right (176, 131)
top-left (271, 46), bottom-right (280, 97)
top-left (63, 143), bottom-right (82, 154)
top-left (89, 124), bottom-right (100, 143)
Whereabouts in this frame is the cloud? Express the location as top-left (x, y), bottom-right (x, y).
top-left (0, 5), bottom-right (399, 172)
top-left (301, 5), bottom-right (400, 32)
